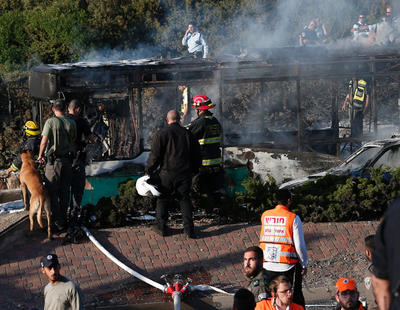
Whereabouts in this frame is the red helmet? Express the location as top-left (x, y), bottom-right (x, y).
top-left (192, 94), bottom-right (215, 110)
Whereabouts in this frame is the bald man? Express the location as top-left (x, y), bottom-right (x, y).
top-left (146, 110), bottom-right (201, 238)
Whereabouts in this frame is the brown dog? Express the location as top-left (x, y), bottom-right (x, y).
top-left (19, 150), bottom-right (52, 239)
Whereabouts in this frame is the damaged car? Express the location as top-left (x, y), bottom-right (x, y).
top-left (279, 137), bottom-right (400, 189)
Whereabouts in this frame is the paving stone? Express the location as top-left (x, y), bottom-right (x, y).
top-left (0, 221), bottom-right (382, 309)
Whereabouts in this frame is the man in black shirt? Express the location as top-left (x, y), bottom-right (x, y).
top-left (372, 198), bottom-right (400, 310)
top-left (66, 99), bottom-right (94, 229)
top-left (146, 110), bottom-right (200, 238)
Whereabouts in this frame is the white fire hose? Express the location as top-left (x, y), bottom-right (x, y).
top-left (81, 226), bottom-right (165, 291)
top-left (81, 226), bottom-right (233, 310)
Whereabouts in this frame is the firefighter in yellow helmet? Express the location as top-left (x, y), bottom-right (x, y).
top-left (342, 78), bottom-right (369, 148)
top-left (8, 121), bottom-right (41, 173)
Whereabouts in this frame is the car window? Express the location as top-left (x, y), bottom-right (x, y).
top-left (342, 146), bottom-right (381, 170)
top-left (373, 146), bottom-right (400, 169)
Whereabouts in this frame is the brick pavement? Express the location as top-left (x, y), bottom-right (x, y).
top-left (0, 221), bottom-right (379, 309)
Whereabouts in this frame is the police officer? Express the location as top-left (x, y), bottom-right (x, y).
top-left (8, 121), bottom-right (41, 174)
top-left (243, 246), bottom-right (272, 304)
top-left (188, 94), bottom-right (224, 210)
top-left (38, 99), bottom-right (76, 233)
top-left (66, 99), bottom-right (94, 231)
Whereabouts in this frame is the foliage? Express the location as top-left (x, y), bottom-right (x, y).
top-left (291, 174), bottom-right (348, 222)
top-left (25, 0), bottom-right (90, 63)
top-left (87, 179), bottom-right (155, 227)
top-left (88, 197), bottom-right (124, 228)
top-left (0, 0), bottom-right (392, 69)
top-left (0, 11), bottom-right (29, 67)
top-left (235, 174), bottom-right (279, 221)
top-left (88, 164), bottom-right (400, 228)
top-left (86, 0), bottom-right (163, 50)
top-left (291, 166), bottom-right (400, 222)
top-left (235, 166), bottom-right (400, 223)
top-left (112, 179), bottom-right (156, 216)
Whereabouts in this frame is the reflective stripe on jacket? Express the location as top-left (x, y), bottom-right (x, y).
top-left (188, 111), bottom-right (222, 168)
top-left (352, 79), bottom-right (367, 109)
top-left (259, 205), bottom-right (299, 265)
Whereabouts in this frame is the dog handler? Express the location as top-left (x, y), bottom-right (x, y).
top-left (38, 99), bottom-right (76, 233)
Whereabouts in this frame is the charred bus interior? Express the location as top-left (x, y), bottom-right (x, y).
top-left (29, 45), bottom-right (400, 162)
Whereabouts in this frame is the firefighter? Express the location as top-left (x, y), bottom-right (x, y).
top-left (188, 94), bottom-right (224, 211)
top-left (8, 121), bottom-right (41, 173)
top-left (342, 78), bottom-right (369, 148)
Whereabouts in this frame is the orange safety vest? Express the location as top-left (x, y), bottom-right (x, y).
top-left (255, 298), bottom-right (304, 310)
top-left (259, 205), bottom-right (299, 264)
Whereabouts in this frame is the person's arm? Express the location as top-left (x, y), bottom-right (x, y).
top-left (322, 23), bottom-right (327, 36)
top-left (38, 136), bottom-right (49, 164)
top-left (69, 284), bottom-right (83, 310)
top-left (372, 274), bottom-right (391, 310)
top-left (201, 34), bottom-right (209, 58)
top-left (292, 216), bottom-right (308, 275)
top-left (181, 105), bottom-right (188, 125)
top-left (342, 94), bottom-right (350, 111)
top-left (181, 89), bottom-right (189, 124)
top-left (372, 216), bottom-right (391, 310)
top-left (363, 94), bottom-right (370, 114)
top-left (182, 31), bottom-right (190, 46)
top-left (145, 131), bottom-right (162, 175)
top-left (82, 119), bottom-right (95, 144)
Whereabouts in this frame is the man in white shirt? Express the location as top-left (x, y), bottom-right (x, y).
top-left (259, 189), bottom-right (307, 308)
top-left (182, 22), bottom-right (209, 58)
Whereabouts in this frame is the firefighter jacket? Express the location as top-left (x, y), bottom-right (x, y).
top-left (146, 122), bottom-right (201, 176)
top-left (188, 110), bottom-right (222, 169)
top-left (255, 298), bottom-right (304, 310)
top-left (350, 79), bottom-right (368, 110)
top-left (10, 136), bottom-right (40, 171)
top-left (259, 205), bottom-right (300, 265)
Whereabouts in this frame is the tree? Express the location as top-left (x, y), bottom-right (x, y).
top-left (25, 0), bottom-right (90, 63)
top-left (0, 10), bottom-right (29, 68)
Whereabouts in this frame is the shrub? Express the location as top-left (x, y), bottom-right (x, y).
top-left (0, 10), bottom-right (29, 67)
top-left (235, 174), bottom-right (279, 221)
top-left (25, 0), bottom-right (90, 63)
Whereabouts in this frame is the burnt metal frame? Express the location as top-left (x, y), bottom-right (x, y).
top-left (29, 50), bottom-right (400, 157)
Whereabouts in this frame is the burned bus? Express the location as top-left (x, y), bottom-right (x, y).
top-left (28, 46), bottom-right (400, 204)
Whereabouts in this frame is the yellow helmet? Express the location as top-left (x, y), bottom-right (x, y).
top-left (24, 121), bottom-right (41, 136)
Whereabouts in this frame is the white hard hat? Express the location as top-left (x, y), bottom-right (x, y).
top-left (136, 175), bottom-right (161, 197)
